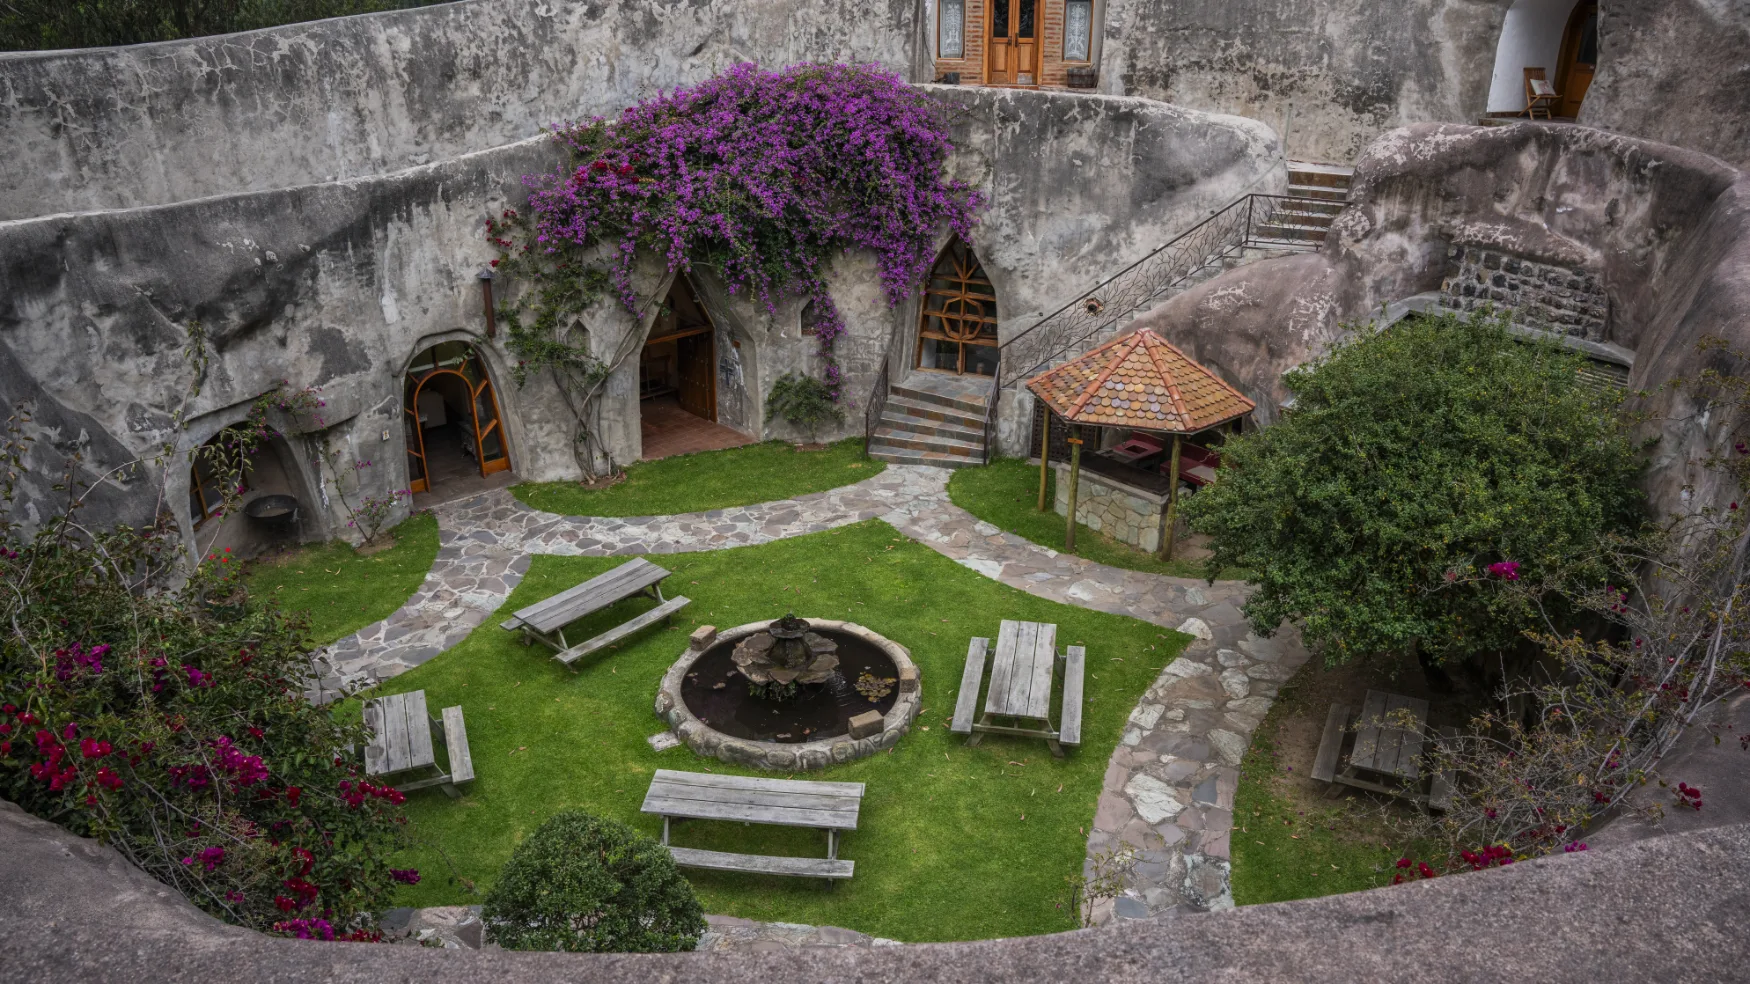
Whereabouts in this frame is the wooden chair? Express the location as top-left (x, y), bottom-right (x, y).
top-left (1523, 68), bottom-right (1560, 120)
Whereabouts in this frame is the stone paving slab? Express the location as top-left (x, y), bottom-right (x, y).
top-left (309, 463), bottom-right (1310, 923)
top-left (380, 906), bottom-right (897, 951)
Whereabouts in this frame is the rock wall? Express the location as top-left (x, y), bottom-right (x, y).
top-left (0, 0), bottom-right (923, 220)
top-left (1436, 246), bottom-right (1610, 339)
top-left (1131, 122), bottom-right (1750, 524)
top-left (1582, 0), bottom-right (1750, 170)
top-left (1097, 0), bottom-right (1514, 162)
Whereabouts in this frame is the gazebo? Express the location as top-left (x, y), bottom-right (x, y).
top-left (1025, 328), bottom-right (1256, 559)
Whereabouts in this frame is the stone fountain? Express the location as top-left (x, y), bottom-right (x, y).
top-left (730, 613), bottom-right (840, 700)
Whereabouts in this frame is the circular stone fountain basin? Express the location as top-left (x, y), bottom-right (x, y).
top-left (654, 619), bottom-right (920, 771)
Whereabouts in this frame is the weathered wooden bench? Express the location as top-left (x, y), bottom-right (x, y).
top-left (640, 769), bottom-right (863, 880)
top-left (1310, 690), bottom-right (1453, 810)
top-left (949, 620), bottom-right (1084, 756)
top-left (500, 558), bottom-right (689, 667)
top-left (363, 690), bottom-right (475, 798)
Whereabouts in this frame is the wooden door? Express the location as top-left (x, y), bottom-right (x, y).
top-left (987, 0), bottom-right (1038, 86)
top-left (1557, 2), bottom-right (1597, 118)
top-left (677, 332), bottom-right (717, 421)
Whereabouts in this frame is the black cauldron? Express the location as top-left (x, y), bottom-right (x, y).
top-left (244, 494), bottom-right (300, 536)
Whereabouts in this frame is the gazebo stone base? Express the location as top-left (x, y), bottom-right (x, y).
top-left (1052, 463), bottom-right (1176, 554)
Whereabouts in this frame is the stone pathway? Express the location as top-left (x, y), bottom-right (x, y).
top-left (311, 463), bottom-right (1309, 923)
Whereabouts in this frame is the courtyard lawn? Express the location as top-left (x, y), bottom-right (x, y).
top-left (364, 520), bottom-right (1186, 942)
top-left (510, 438), bottom-right (883, 518)
top-left (245, 513), bottom-right (439, 647)
top-left (949, 457), bottom-right (1244, 580)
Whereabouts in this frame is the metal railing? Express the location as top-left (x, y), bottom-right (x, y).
top-left (863, 351), bottom-right (892, 451)
top-left (996, 193), bottom-right (1318, 388)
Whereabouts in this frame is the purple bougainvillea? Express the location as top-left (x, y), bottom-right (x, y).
top-left (503, 62), bottom-right (983, 398)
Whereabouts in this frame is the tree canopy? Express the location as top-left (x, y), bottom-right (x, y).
top-left (1, 0), bottom-right (450, 52)
top-left (1183, 311), bottom-right (1645, 666)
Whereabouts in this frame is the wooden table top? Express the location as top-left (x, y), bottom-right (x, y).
top-left (364, 690), bottom-right (434, 776)
top-left (500, 558), bottom-right (670, 634)
top-left (1351, 689), bottom-right (1430, 779)
top-left (984, 619), bottom-right (1059, 721)
top-left (641, 770), bottom-right (864, 831)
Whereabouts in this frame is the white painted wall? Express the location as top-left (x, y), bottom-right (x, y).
top-left (1486, 0), bottom-right (1577, 112)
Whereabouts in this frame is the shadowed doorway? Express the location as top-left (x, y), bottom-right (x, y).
top-left (639, 275), bottom-right (751, 459)
top-left (404, 341), bottom-right (513, 501)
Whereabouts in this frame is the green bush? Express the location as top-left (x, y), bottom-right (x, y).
top-left (1, 0), bottom-right (455, 51)
top-left (764, 371), bottom-right (846, 443)
top-left (482, 811), bottom-right (705, 953)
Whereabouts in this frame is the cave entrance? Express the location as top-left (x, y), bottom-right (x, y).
top-left (638, 275), bottom-right (750, 460)
top-left (1484, 0), bottom-right (1598, 119)
top-left (403, 341), bottom-right (512, 497)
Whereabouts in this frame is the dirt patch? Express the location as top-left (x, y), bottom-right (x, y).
top-left (792, 442), bottom-right (830, 452)
top-left (575, 472), bottom-right (627, 491)
top-left (355, 536), bottom-right (397, 557)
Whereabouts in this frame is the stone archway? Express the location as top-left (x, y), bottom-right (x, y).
top-left (402, 340), bottom-right (513, 498)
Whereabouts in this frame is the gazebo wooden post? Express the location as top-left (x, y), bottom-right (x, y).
top-left (1038, 407), bottom-right (1052, 512)
top-left (1159, 433), bottom-right (1183, 560)
top-left (1064, 426), bottom-right (1084, 553)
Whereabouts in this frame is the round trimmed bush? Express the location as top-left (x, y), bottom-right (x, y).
top-left (481, 810), bottom-right (705, 953)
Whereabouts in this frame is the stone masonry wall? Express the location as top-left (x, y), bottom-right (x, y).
top-left (1053, 464), bottom-right (1168, 553)
top-left (1437, 246), bottom-right (1609, 340)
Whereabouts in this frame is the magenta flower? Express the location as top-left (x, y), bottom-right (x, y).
top-left (1486, 561), bottom-right (1521, 581)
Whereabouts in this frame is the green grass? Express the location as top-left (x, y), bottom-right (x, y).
top-left (948, 457), bottom-right (1243, 580)
top-left (364, 520), bottom-right (1188, 942)
top-left (244, 513), bottom-right (440, 647)
top-left (510, 438), bottom-right (884, 517)
top-left (1229, 725), bottom-right (1404, 905)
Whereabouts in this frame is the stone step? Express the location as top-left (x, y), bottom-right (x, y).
top-left (1275, 198), bottom-right (1345, 217)
top-left (881, 394), bottom-right (987, 432)
top-left (1253, 222), bottom-right (1329, 243)
top-left (871, 426), bottom-right (984, 457)
top-left (866, 442), bottom-right (984, 469)
top-left (1286, 161), bottom-right (1355, 188)
top-left (876, 411), bottom-right (983, 444)
top-left (1285, 183), bottom-right (1349, 202)
top-left (889, 382), bottom-right (990, 417)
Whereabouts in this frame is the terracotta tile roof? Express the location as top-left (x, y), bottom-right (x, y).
top-left (1025, 329), bottom-right (1256, 433)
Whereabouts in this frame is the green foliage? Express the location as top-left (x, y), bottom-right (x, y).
top-left (1183, 311), bottom-right (1645, 666)
top-left (764, 371), bottom-right (846, 442)
top-left (0, 413), bottom-right (408, 935)
top-left (0, 0), bottom-right (452, 50)
top-left (482, 810), bottom-right (705, 953)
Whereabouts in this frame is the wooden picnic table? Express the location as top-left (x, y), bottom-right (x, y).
top-left (948, 619), bottom-right (1084, 757)
top-left (1311, 689), bottom-right (1454, 809)
top-left (363, 689), bottom-right (475, 797)
top-left (500, 557), bottom-right (689, 667)
top-left (641, 769), bottom-right (864, 880)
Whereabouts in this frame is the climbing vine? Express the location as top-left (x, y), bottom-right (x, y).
top-left (488, 62), bottom-right (982, 475)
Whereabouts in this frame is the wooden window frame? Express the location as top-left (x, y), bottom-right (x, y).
top-left (188, 436), bottom-right (249, 530)
top-left (915, 240), bottom-right (1000, 377)
top-left (939, 0), bottom-right (966, 59)
top-left (1061, 0), bottom-right (1095, 64)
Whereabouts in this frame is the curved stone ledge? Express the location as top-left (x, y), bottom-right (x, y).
top-left (653, 618), bottom-right (921, 771)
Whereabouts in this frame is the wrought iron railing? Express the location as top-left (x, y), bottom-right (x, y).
top-left (863, 350), bottom-right (892, 452)
top-left (996, 193), bottom-right (1317, 387)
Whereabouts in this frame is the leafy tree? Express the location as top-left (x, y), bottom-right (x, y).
top-left (0, 404), bottom-right (412, 939)
top-left (0, 0), bottom-right (453, 51)
top-left (1183, 311), bottom-right (1645, 668)
top-left (482, 810), bottom-right (705, 953)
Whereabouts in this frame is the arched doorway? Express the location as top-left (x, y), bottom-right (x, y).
top-left (1484, 0), bottom-right (1597, 118)
top-left (403, 341), bottom-right (511, 495)
top-left (915, 238), bottom-right (999, 376)
top-left (639, 274), bottom-right (750, 458)
top-left (1555, 2), bottom-right (1598, 119)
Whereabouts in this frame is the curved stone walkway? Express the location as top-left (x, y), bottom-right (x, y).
top-left (307, 464), bottom-right (1307, 924)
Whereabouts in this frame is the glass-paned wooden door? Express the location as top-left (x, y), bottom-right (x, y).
top-left (403, 341), bottom-right (511, 493)
top-left (987, 0), bottom-right (1038, 85)
top-left (916, 239), bottom-right (1000, 376)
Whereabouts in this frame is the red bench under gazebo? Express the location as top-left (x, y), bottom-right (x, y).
top-left (1025, 329), bottom-right (1255, 559)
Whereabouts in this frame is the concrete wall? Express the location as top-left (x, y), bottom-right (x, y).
top-left (1132, 122), bottom-right (1750, 526)
top-left (1581, 0), bottom-right (1750, 169)
top-left (1096, 0), bottom-right (1515, 163)
top-left (1484, 0), bottom-right (1575, 113)
top-left (0, 0), bottom-right (923, 220)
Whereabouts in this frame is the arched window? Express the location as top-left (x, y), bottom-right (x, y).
top-left (916, 239), bottom-right (999, 376)
top-left (188, 430), bottom-right (251, 529)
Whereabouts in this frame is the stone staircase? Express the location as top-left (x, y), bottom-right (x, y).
top-left (867, 374), bottom-right (991, 468)
top-left (1254, 161), bottom-right (1354, 246)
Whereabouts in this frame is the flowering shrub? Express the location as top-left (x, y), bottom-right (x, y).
top-left (482, 810), bottom-right (704, 953)
top-left (487, 62), bottom-right (980, 472)
top-left (0, 411), bottom-right (411, 936)
top-left (764, 371), bottom-right (846, 443)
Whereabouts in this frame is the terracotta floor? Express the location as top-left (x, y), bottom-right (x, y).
top-left (640, 397), bottom-right (754, 460)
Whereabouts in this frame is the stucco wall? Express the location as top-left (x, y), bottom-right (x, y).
top-left (1483, 0), bottom-right (1574, 113)
top-left (1581, 0), bottom-right (1750, 169)
top-left (0, 0), bottom-right (924, 220)
top-left (1097, 0), bottom-right (1514, 163)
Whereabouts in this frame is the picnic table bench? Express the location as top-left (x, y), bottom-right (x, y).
top-left (641, 769), bottom-right (864, 880)
top-left (500, 557), bottom-right (689, 667)
top-left (363, 689), bottom-right (475, 797)
top-left (1311, 689), bottom-right (1455, 810)
top-left (949, 619), bottom-right (1084, 757)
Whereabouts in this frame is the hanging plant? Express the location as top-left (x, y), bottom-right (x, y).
top-left (489, 62), bottom-right (982, 470)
